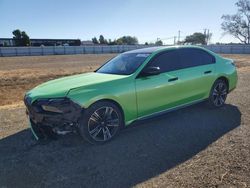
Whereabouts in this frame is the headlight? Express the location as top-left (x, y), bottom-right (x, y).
top-left (35, 98), bottom-right (71, 113)
top-left (41, 105), bottom-right (63, 113)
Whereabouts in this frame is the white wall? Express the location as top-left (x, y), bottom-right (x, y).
top-left (0, 45), bottom-right (250, 57)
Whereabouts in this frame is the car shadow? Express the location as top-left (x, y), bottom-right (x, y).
top-left (0, 103), bottom-right (241, 188)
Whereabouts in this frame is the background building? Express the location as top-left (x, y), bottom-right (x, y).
top-left (0, 38), bottom-right (81, 47)
top-left (81, 40), bottom-right (94, 45)
top-left (0, 38), bottom-right (14, 46)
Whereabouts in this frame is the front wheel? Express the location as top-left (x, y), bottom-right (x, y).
top-left (207, 79), bottom-right (228, 108)
top-left (78, 101), bottom-right (123, 144)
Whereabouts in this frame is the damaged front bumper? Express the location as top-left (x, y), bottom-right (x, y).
top-left (24, 95), bottom-right (82, 140)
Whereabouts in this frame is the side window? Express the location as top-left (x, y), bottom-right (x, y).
top-left (179, 48), bottom-right (215, 68)
top-left (148, 50), bottom-right (180, 73)
top-left (199, 50), bottom-right (216, 64)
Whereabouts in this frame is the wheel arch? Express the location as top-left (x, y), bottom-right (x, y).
top-left (216, 76), bottom-right (229, 91)
top-left (87, 98), bottom-right (125, 126)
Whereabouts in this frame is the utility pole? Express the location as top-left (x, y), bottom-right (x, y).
top-left (174, 36), bottom-right (177, 45)
top-left (204, 28), bottom-right (210, 45)
top-left (207, 29), bottom-right (210, 45)
top-left (204, 29), bottom-right (207, 35)
top-left (178, 30), bottom-right (181, 44)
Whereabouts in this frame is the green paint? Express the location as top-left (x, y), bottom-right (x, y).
top-left (26, 46), bottom-right (237, 126)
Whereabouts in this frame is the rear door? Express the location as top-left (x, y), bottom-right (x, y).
top-left (177, 48), bottom-right (216, 101)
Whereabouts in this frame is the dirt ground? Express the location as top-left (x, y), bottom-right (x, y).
top-left (0, 54), bottom-right (249, 187)
top-left (0, 54), bottom-right (115, 106)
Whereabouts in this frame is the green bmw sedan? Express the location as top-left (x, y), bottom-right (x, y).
top-left (24, 46), bottom-right (237, 144)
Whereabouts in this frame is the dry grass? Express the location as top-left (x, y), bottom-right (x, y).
top-left (0, 54), bottom-right (115, 106)
top-left (223, 54), bottom-right (250, 69)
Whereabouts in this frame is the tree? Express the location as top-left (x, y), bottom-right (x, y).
top-left (108, 39), bottom-right (117, 45)
top-left (21, 31), bottom-right (30, 46)
top-left (115, 36), bottom-right (138, 45)
top-left (99, 35), bottom-right (105, 44)
top-left (184, 32), bottom-right (207, 45)
top-left (155, 40), bottom-right (163, 46)
top-left (12, 29), bottom-right (22, 46)
top-left (221, 0), bottom-right (250, 44)
top-left (96, 36), bottom-right (139, 45)
top-left (99, 35), bottom-right (108, 44)
top-left (12, 29), bottom-right (30, 46)
top-left (92, 37), bottom-right (99, 44)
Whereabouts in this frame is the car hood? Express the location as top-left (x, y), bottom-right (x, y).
top-left (27, 72), bottom-right (127, 101)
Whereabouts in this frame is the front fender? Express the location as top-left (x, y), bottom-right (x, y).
top-left (67, 82), bottom-right (137, 125)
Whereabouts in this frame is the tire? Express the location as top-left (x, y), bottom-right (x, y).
top-left (207, 79), bottom-right (228, 108)
top-left (78, 101), bottom-right (123, 144)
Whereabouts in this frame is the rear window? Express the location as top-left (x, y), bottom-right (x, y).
top-left (178, 48), bottom-right (215, 68)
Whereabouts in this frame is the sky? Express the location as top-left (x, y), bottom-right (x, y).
top-left (0, 0), bottom-right (239, 44)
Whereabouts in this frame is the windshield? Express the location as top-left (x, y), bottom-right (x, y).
top-left (96, 53), bottom-right (151, 75)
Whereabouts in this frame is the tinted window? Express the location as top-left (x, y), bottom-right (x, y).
top-left (144, 48), bottom-right (215, 74)
top-left (179, 48), bottom-right (215, 68)
top-left (147, 50), bottom-right (180, 73)
top-left (96, 53), bottom-right (150, 75)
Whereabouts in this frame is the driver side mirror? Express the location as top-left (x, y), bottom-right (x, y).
top-left (140, 66), bottom-right (161, 77)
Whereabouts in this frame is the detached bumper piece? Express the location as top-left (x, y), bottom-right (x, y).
top-left (24, 96), bottom-right (82, 140)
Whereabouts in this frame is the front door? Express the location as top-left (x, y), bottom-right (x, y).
top-left (135, 50), bottom-right (184, 118)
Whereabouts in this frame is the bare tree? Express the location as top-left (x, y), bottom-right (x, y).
top-left (221, 0), bottom-right (250, 44)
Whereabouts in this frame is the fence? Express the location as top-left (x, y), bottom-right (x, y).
top-left (203, 45), bottom-right (250, 54)
top-left (0, 45), bottom-right (250, 57)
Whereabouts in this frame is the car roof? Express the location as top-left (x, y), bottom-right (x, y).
top-left (124, 45), bottom-right (208, 54)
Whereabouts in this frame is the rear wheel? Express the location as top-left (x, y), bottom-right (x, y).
top-left (78, 101), bottom-right (123, 144)
top-left (207, 79), bottom-right (228, 108)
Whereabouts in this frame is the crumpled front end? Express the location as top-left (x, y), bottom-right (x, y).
top-left (24, 95), bottom-right (82, 140)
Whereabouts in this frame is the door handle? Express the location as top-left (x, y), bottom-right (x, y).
top-left (204, 70), bottom-right (212, 74)
top-left (168, 77), bottom-right (178, 82)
